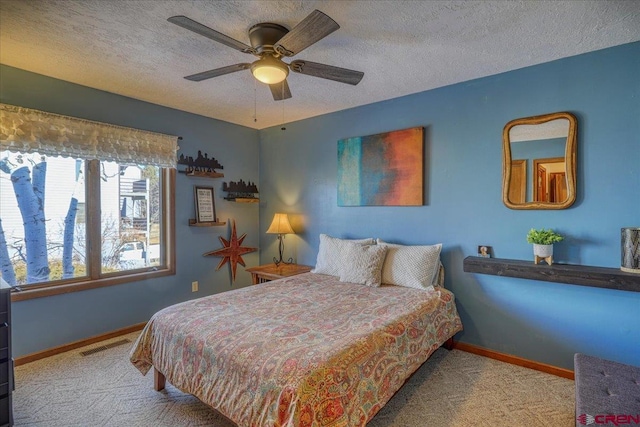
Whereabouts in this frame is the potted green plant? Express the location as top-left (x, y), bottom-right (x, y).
top-left (526, 228), bottom-right (564, 265)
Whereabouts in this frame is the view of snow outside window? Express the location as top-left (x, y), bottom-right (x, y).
top-left (0, 151), bottom-right (161, 287)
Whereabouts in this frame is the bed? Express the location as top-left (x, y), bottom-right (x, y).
top-left (130, 236), bottom-right (463, 426)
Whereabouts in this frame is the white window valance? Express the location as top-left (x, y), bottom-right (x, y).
top-left (0, 103), bottom-right (178, 168)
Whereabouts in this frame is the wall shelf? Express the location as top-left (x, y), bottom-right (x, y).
top-left (224, 197), bottom-right (259, 203)
top-left (188, 219), bottom-right (226, 227)
top-left (463, 256), bottom-right (640, 292)
top-left (179, 170), bottom-right (224, 178)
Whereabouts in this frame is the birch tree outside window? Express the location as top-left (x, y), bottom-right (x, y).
top-left (0, 104), bottom-right (177, 299)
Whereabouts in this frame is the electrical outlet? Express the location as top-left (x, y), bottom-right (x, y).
top-left (191, 281), bottom-right (198, 292)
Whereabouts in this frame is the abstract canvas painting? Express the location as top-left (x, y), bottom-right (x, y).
top-left (338, 127), bottom-right (424, 206)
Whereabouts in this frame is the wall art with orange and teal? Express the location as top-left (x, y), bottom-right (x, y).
top-left (337, 127), bottom-right (424, 206)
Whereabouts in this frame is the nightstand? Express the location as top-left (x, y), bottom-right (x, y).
top-left (245, 264), bottom-right (313, 284)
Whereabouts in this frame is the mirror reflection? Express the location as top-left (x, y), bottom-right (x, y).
top-left (502, 112), bottom-right (577, 210)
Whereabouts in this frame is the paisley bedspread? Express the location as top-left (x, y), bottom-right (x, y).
top-left (130, 272), bottom-right (463, 426)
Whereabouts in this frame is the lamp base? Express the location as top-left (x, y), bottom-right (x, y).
top-left (273, 257), bottom-right (294, 267)
top-left (273, 234), bottom-right (293, 266)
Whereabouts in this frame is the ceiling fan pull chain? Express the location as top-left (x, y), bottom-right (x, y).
top-left (253, 78), bottom-right (258, 123)
top-left (281, 83), bottom-right (286, 131)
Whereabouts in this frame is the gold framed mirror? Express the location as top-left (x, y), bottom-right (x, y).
top-left (502, 112), bottom-right (577, 210)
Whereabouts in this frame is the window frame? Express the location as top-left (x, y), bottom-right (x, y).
top-left (10, 163), bottom-right (176, 302)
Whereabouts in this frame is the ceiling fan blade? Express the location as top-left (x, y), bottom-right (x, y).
top-left (168, 16), bottom-right (256, 54)
top-left (273, 10), bottom-right (339, 57)
top-left (289, 60), bottom-right (364, 85)
top-left (185, 63), bottom-right (251, 81)
top-left (269, 80), bottom-right (292, 101)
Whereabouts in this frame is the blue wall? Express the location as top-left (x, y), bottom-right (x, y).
top-left (2, 42), bottom-right (639, 370)
top-left (258, 42), bottom-right (640, 370)
top-left (0, 65), bottom-right (260, 357)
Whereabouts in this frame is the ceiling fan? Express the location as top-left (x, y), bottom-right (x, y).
top-left (168, 10), bottom-right (364, 101)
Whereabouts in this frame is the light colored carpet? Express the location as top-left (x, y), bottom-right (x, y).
top-left (13, 332), bottom-right (574, 426)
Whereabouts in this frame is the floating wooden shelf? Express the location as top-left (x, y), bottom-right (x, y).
top-left (188, 219), bottom-right (226, 227)
top-left (179, 170), bottom-right (224, 178)
top-left (463, 256), bottom-right (640, 292)
top-left (224, 197), bottom-right (259, 203)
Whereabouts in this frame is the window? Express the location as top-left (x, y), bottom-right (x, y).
top-left (100, 161), bottom-right (163, 273)
top-left (0, 151), bottom-right (175, 299)
top-left (0, 104), bottom-right (177, 300)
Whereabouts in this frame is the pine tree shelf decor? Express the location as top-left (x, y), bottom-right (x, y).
top-left (223, 180), bottom-right (259, 203)
top-left (177, 150), bottom-right (224, 178)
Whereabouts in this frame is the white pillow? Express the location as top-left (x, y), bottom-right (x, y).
top-left (376, 239), bottom-right (442, 290)
top-left (311, 234), bottom-right (375, 276)
top-left (339, 242), bottom-right (388, 287)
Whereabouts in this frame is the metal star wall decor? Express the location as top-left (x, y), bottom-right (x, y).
top-left (204, 220), bottom-right (257, 282)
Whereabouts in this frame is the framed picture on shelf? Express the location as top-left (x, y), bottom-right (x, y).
top-left (194, 186), bottom-right (216, 223)
top-left (477, 245), bottom-right (492, 258)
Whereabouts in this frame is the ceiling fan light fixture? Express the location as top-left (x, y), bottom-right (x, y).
top-left (251, 56), bottom-right (289, 84)
top-left (170, 11), bottom-right (363, 101)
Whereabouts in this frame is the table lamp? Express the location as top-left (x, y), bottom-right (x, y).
top-left (266, 213), bottom-right (295, 266)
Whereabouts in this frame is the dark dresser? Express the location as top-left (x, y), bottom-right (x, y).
top-left (0, 282), bottom-right (13, 427)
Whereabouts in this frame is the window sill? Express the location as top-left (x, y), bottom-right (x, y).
top-left (10, 267), bottom-right (175, 302)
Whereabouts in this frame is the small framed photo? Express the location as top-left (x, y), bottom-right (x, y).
top-left (194, 186), bottom-right (216, 223)
top-left (478, 245), bottom-right (492, 258)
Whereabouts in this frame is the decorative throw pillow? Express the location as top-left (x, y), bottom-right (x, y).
top-left (339, 243), bottom-right (388, 287)
top-left (311, 234), bottom-right (375, 276)
top-left (376, 239), bottom-right (442, 290)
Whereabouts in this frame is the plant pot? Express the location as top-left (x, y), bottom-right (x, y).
top-left (533, 244), bottom-right (553, 265)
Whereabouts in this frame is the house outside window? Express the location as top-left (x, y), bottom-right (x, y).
top-left (0, 104), bottom-right (177, 300)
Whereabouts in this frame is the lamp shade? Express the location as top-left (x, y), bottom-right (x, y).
top-left (266, 213), bottom-right (294, 235)
top-left (251, 56), bottom-right (289, 84)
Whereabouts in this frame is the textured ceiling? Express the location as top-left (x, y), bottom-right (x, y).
top-left (1, 1), bottom-right (639, 130)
